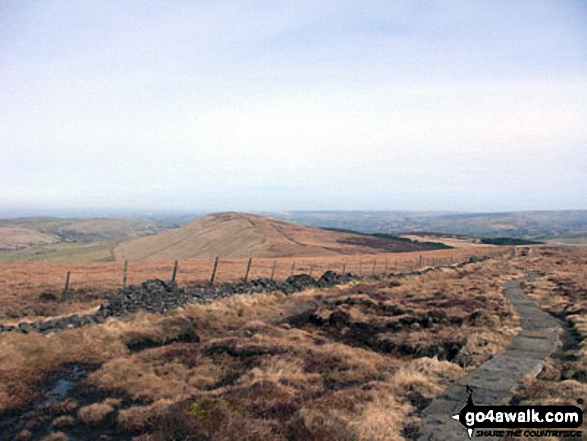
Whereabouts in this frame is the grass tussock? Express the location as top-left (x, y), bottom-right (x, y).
top-left (6, 249), bottom-right (580, 440)
top-left (77, 398), bottom-right (121, 425)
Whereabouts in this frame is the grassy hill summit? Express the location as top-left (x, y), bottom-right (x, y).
top-left (113, 212), bottom-right (444, 261)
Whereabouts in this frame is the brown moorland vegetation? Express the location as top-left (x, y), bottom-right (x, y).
top-left (0, 254), bottom-right (524, 440)
top-left (1, 248), bottom-right (584, 440)
top-left (0, 247), bottom-right (500, 322)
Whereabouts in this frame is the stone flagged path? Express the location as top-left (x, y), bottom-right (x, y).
top-left (417, 275), bottom-right (561, 440)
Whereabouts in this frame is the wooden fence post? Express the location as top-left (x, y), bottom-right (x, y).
top-left (122, 260), bottom-right (128, 289)
top-left (244, 257), bottom-right (252, 282)
top-left (62, 270), bottom-right (71, 300)
top-left (309, 264), bottom-right (314, 277)
top-left (341, 262), bottom-right (346, 275)
top-left (171, 259), bottom-right (178, 283)
top-left (291, 261), bottom-right (296, 276)
top-left (418, 255), bottom-right (423, 267)
top-left (270, 260), bottom-right (277, 280)
top-left (359, 260), bottom-right (362, 275)
top-left (210, 257), bottom-right (219, 284)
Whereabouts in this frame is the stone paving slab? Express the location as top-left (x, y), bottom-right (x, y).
top-left (417, 276), bottom-right (561, 440)
top-left (440, 385), bottom-right (512, 406)
top-left (506, 335), bottom-right (558, 358)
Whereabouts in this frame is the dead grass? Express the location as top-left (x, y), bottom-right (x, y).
top-left (0, 246), bottom-right (501, 321)
top-left (519, 247), bottom-right (587, 381)
top-left (40, 432), bottom-right (69, 441)
top-left (4, 248), bottom-right (567, 440)
top-left (52, 415), bottom-right (75, 428)
top-left (0, 311), bottom-right (201, 412)
top-left (77, 398), bottom-right (121, 425)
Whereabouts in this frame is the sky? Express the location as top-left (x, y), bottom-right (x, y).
top-left (1, 0), bottom-right (586, 215)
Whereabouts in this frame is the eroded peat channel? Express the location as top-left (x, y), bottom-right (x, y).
top-left (0, 364), bottom-right (137, 441)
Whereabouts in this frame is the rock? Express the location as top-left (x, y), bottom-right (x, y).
top-left (317, 271), bottom-right (341, 287)
top-left (283, 274), bottom-right (316, 292)
top-left (18, 322), bottom-right (35, 334)
top-left (270, 301), bottom-right (319, 326)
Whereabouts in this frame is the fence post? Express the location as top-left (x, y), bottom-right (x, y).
top-left (270, 260), bottom-right (277, 280)
top-left (291, 261), bottom-right (296, 276)
top-left (244, 257), bottom-right (252, 282)
top-left (62, 270), bottom-right (71, 300)
top-left (122, 260), bottom-right (128, 289)
top-left (309, 264), bottom-right (314, 277)
top-left (419, 255), bottom-right (423, 267)
top-left (341, 262), bottom-right (346, 275)
top-left (210, 257), bottom-right (219, 284)
top-left (171, 259), bottom-right (178, 283)
top-left (359, 260), bottom-right (363, 275)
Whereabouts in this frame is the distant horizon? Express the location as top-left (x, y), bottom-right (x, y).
top-left (1, 207), bottom-right (587, 221)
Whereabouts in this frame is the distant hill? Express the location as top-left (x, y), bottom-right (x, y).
top-left (0, 217), bottom-right (171, 248)
top-left (0, 217), bottom-right (174, 262)
top-left (266, 210), bottom-right (587, 241)
top-left (113, 212), bottom-right (445, 261)
top-left (0, 226), bottom-right (59, 250)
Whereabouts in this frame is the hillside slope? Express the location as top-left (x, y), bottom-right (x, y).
top-left (0, 217), bottom-right (171, 244)
top-left (0, 227), bottom-right (59, 250)
top-left (113, 212), bottom-right (440, 261)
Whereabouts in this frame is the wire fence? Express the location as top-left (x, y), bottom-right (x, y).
top-left (0, 246), bottom-right (528, 300)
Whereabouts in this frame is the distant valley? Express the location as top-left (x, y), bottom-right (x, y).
top-left (265, 210), bottom-right (587, 242)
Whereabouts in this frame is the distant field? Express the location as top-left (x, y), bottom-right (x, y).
top-left (0, 240), bottom-right (119, 263)
top-left (545, 237), bottom-right (587, 245)
top-left (398, 233), bottom-right (490, 248)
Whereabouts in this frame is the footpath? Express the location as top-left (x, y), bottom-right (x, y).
top-left (418, 274), bottom-right (561, 440)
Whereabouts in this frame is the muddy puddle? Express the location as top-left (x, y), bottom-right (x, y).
top-left (0, 364), bottom-right (137, 441)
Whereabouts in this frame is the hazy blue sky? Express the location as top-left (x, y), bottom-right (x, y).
top-left (1, 1), bottom-right (586, 214)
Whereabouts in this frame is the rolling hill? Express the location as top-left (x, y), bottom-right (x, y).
top-left (0, 217), bottom-right (171, 244)
top-left (0, 217), bottom-right (172, 252)
top-left (113, 212), bottom-right (444, 261)
top-left (0, 226), bottom-right (59, 250)
top-left (266, 210), bottom-right (587, 241)
top-left (0, 217), bottom-right (174, 262)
